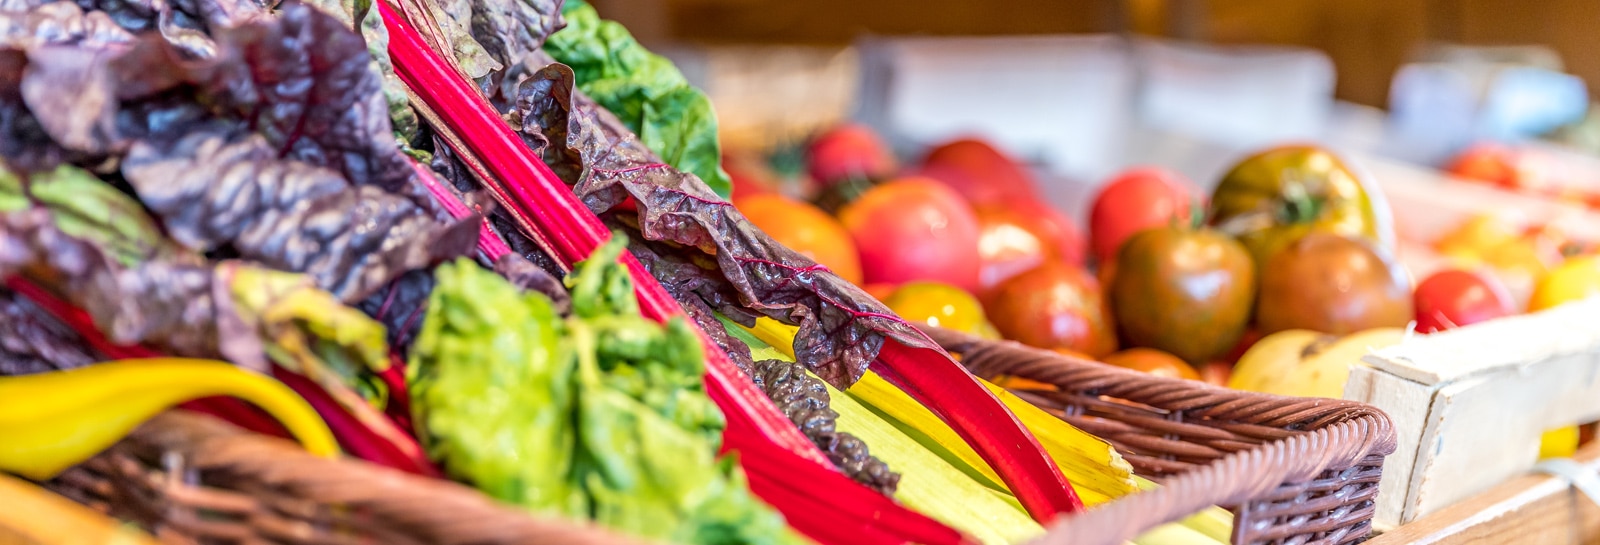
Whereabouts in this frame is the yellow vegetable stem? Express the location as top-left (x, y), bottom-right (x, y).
top-left (745, 316), bottom-right (1237, 543)
top-left (741, 317), bottom-right (1138, 504)
top-left (0, 359), bottom-right (338, 480)
top-left (0, 472), bottom-right (162, 545)
top-left (822, 373), bottom-right (1043, 545)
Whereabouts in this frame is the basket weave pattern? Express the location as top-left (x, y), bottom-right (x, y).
top-left (922, 327), bottom-right (1397, 545)
top-left (38, 329), bottom-right (1395, 545)
top-left (46, 412), bottom-right (650, 545)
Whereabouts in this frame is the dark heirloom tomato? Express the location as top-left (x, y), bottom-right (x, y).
top-left (1108, 226), bottom-right (1255, 365)
top-left (1257, 233), bottom-right (1413, 335)
top-left (983, 263), bottom-right (1118, 358)
top-left (1414, 269), bottom-right (1516, 333)
top-left (1210, 145), bottom-right (1394, 270)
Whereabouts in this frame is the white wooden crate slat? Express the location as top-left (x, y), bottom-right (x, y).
top-left (1349, 297), bottom-right (1600, 529)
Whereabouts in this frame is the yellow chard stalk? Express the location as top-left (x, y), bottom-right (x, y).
top-left (0, 359), bottom-right (337, 480)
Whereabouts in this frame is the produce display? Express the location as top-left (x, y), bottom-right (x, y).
top-left (0, 1), bottom-right (1129, 544)
top-left (730, 123), bottom-right (1600, 415)
top-left (3, 0), bottom-right (1599, 542)
top-left (1446, 142), bottom-right (1600, 210)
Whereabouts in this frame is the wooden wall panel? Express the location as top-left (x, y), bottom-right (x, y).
top-left (587, 0), bottom-right (1600, 108)
top-left (659, 0), bottom-right (1121, 45)
top-left (1191, 0), bottom-right (1428, 107)
top-left (1455, 0), bottom-right (1600, 103)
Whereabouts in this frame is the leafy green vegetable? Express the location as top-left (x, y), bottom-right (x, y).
top-left (542, 0), bottom-right (731, 197)
top-left (408, 236), bottom-right (806, 545)
top-left (0, 164), bottom-right (172, 268)
top-left (409, 256), bottom-right (584, 515)
top-left (0, 165), bottom-right (418, 466)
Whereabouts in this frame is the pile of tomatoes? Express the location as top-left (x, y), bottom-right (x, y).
top-left (727, 125), bottom-right (1600, 386)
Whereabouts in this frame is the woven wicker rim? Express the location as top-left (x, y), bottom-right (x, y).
top-left (920, 327), bottom-right (1398, 545)
top-left (53, 411), bottom-right (656, 545)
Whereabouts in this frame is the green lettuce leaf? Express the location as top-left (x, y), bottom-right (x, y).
top-left (409, 238), bottom-right (801, 545)
top-left (542, 0), bottom-right (731, 197)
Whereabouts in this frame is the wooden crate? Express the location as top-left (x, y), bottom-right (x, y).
top-left (1347, 298), bottom-right (1600, 530)
top-left (1366, 440), bottom-right (1600, 544)
top-left (1345, 152), bottom-right (1600, 531)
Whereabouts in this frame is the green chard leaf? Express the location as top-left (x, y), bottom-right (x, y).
top-left (408, 258), bottom-right (587, 517)
top-left (0, 162), bottom-right (404, 444)
top-left (0, 164), bottom-right (174, 268)
top-left (408, 236), bottom-right (798, 545)
top-left (543, 0), bottom-right (732, 197)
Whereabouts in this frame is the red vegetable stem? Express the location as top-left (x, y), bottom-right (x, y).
top-left (381, 0), bottom-right (1082, 522)
top-left (6, 276), bottom-right (439, 477)
top-left (410, 157), bottom-right (512, 261)
top-left (877, 341), bottom-right (1084, 518)
top-left (724, 428), bottom-right (974, 545)
top-left (744, 472), bottom-right (923, 545)
top-left (377, 2), bottom-right (825, 465)
top-left (181, 397), bottom-right (294, 439)
top-left (273, 368), bottom-right (441, 477)
top-left (377, 354), bottom-right (416, 435)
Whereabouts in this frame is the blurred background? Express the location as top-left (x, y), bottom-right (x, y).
top-left (587, 0), bottom-right (1600, 191)
top-left (582, 0), bottom-right (1600, 297)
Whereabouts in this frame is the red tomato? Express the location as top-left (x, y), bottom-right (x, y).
top-left (1413, 269), bottom-right (1517, 333)
top-left (807, 124), bottom-right (896, 186)
top-left (983, 263), bottom-right (1118, 358)
top-left (1089, 167), bottom-right (1197, 265)
top-left (1445, 143), bottom-right (1518, 187)
top-left (1445, 142), bottom-right (1552, 194)
top-left (839, 178), bottom-right (983, 292)
top-left (973, 199), bottom-right (1086, 290)
top-left (917, 138), bottom-right (1040, 204)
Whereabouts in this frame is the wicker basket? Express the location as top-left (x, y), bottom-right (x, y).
top-left (32, 329), bottom-right (1396, 545)
top-left (43, 411), bottom-right (653, 545)
top-left (921, 327), bottom-right (1398, 545)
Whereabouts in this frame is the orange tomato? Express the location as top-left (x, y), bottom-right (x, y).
top-left (1050, 347), bottom-right (1093, 360)
top-left (1100, 348), bottom-right (1201, 381)
top-left (735, 194), bottom-right (864, 284)
top-left (991, 375), bottom-right (1057, 391)
top-left (1434, 214), bottom-right (1519, 257)
top-left (1199, 361), bottom-right (1233, 386)
top-left (862, 283), bottom-right (899, 302)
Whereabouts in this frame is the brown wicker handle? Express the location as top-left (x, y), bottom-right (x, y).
top-left (1033, 420), bottom-right (1388, 545)
top-left (66, 411), bottom-right (658, 545)
top-left (928, 327), bottom-right (1392, 432)
top-left (921, 327), bottom-right (1396, 545)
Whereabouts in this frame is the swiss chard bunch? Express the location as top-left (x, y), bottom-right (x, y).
top-left (0, 161), bottom-right (434, 475)
top-left (409, 235), bottom-right (802, 545)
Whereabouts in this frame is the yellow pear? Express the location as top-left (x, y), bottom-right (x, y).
top-left (1228, 328), bottom-right (1407, 399)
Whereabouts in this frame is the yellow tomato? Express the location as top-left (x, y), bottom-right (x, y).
top-left (1434, 214), bottom-right (1518, 258)
top-left (882, 281), bottom-right (993, 336)
top-left (1529, 256), bottom-right (1600, 312)
top-left (1539, 425), bottom-right (1580, 459)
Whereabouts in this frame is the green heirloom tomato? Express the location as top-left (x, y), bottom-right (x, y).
top-left (1209, 145), bottom-right (1395, 269)
top-left (1109, 225), bottom-right (1256, 365)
